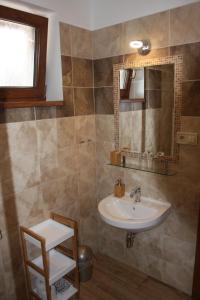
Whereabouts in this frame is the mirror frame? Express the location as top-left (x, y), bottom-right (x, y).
top-left (113, 55), bottom-right (183, 162)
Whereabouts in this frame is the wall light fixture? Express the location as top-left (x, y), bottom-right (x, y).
top-left (129, 40), bottom-right (151, 55)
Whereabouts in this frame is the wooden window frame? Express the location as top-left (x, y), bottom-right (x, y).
top-left (0, 5), bottom-right (52, 107)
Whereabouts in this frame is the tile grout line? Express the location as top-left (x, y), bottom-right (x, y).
top-left (69, 24), bottom-right (76, 118)
top-left (94, 85), bottom-right (113, 88)
top-left (169, 9), bottom-right (172, 50)
top-left (64, 86), bottom-right (94, 89)
top-left (62, 85), bottom-right (113, 89)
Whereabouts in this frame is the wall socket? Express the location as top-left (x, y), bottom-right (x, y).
top-left (176, 132), bottom-right (198, 145)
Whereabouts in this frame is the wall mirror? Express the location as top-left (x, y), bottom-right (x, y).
top-left (113, 56), bottom-right (183, 162)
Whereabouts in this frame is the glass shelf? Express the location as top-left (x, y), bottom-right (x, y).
top-left (107, 162), bottom-right (177, 176)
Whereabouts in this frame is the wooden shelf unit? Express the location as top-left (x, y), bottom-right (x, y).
top-left (20, 213), bottom-right (80, 300)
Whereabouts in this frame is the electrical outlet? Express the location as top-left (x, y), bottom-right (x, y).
top-left (176, 132), bottom-right (198, 145)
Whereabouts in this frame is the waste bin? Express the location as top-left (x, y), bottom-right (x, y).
top-left (78, 245), bottom-right (93, 282)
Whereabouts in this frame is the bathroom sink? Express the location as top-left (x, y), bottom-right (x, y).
top-left (98, 193), bottom-right (171, 232)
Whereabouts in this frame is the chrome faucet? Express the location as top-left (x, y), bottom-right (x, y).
top-left (130, 187), bottom-right (141, 202)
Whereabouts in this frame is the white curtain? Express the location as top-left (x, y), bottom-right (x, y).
top-left (0, 20), bottom-right (35, 87)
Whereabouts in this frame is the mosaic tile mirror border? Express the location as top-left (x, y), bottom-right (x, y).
top-left (113, 55), bottom-right (183, 162)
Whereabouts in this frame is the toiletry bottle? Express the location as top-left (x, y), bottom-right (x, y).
top-left (141, 152), bottom-right (147, 170)
top-left (147, 151), bottom-right (154, 170)
top-left (114, 179), bottom-right (125, 198)
top-left (122, 155), bottom-right (126, 167)
top-left (110, 150), bottom-right (121, 166)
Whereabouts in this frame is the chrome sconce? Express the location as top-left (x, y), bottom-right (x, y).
top-left (129, 39), bottom-right (151, 55)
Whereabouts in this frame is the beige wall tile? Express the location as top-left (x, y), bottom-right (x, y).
top-left (61, 55), bottom-right (72, 86)
top-left (170, 43), bottom-right (200, 81)
top-left (0, 107), bottom-right (35, 124)
top-left (3, 185), bottom-right (45, 229)
top-left (181, 116), bottom-right (200, 133)
top-left (71, 25), bottom-right (93, 59)
top-left (36, 119), bottom-right (57, 155)
top-left (162, 259), bottom-right (194, 294)
top-left (39, 151), bottom-right (60, 182)
top-left (98, 218), bottom-right (126, 261)
top-left (79, 212), bottom-right (98, 252)
top-left (96, 115), bottom-right (114, 143)
top-left (94, 56), bottom-right (123, 87)
top-left (78, 140), bottom-right (96, 169)
top-left (41, 175), bottom-right (78, 212)
top-left (93, 23), bottom-right (123, 59)
top-left (170, 2), bottom-right (200, 46)
top-left (75, 115), bottom-right (96, 144)
top-left (162, 235), bottom-right (196, 267)
top-left (72, 57), bottom-right (93, 87)
top-left (95, 87), bottom-right (114, 115)
top-left (122, 11), bottom-right (170, 55)
top-left (0, 124), bottom-right (9, 164)
top-left (10, 154), bottom-right (40, 195)
top-left (5, 121), bottom-right (37, 157)
top-left (58, 146), bottom-right (78, 177)
top-left (0, 122), bottom-right (40, 196)
top-left (96, 164), bottom-right (124, 201)
top-left (39, 146), bottom-right (78, 183)
top-left (56, 117), bottom-right (76, 149)
top-left (165, 210), bottom-right (198, 243)
top-left (57, 201), bottom-right (80, 221)
top-left (78, 141), bottom-right (97, 250)
top-left (96, 141), bottom-right (115, 170)
top-left (74, 88), bottom-right (94, 116)
top-left (60, 22), bottom-right (71, 56)
top-left (0, 227), bottom-right (27, 299)
top-left (78, 142), bottom-right (96, 185)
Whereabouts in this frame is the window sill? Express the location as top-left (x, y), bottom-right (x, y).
top-left (0, 100), bottom-right (64, 109)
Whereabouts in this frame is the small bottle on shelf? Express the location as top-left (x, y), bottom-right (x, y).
top-left (110, 150), bottom-right (121, 166)
top-left (122, 155), bottom-right (126, 167)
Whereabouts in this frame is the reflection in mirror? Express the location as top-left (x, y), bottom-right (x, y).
top-left (119, 64), bottom-right (174, 157)
top-left (120, 68), bottom-right (144, 100)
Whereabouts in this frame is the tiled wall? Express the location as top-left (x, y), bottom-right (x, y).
top-left (94, 2), bottom-right (200, 295)
top-left (0, 2), bottom-right (200, 299)
top-left (0, 24), bottom-right (96, 300)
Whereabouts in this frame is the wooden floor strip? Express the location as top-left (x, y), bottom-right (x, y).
top-left (79, 253), bottom-right (192, 300)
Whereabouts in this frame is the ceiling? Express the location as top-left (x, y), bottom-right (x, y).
top-left (0, 0), bottom-right (199, 30)
top-left (90, 0), bottom-right (200, 30)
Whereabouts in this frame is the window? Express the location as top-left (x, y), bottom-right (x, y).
top-left (0, 20), bottom-right (35, 87)
top-left (0, 5), bottom-right (48, 106)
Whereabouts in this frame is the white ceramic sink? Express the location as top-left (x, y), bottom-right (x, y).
top-left (98, 193), bottom-right (171, 232)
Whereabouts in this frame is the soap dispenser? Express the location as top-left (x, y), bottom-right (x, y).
top-left (114, 179), bottom-right (125, 198)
